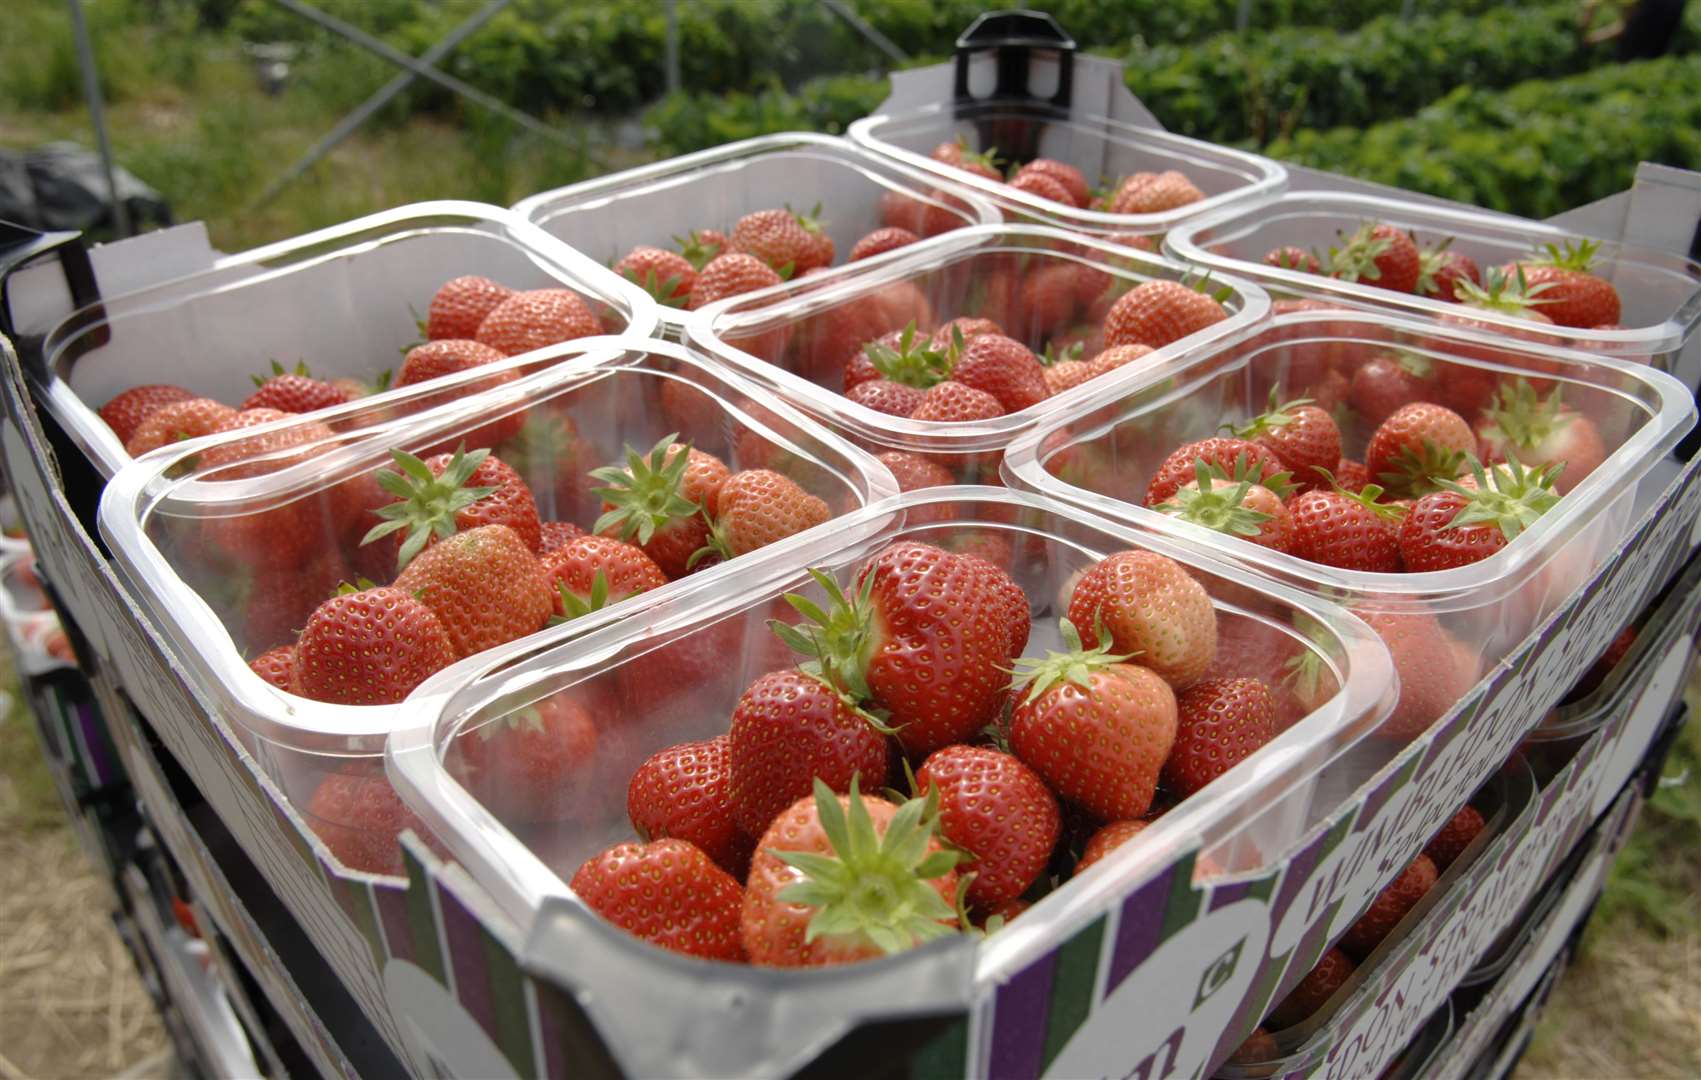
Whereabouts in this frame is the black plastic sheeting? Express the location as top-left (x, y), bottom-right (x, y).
top-left (0, 143), bottom-right (171, 236)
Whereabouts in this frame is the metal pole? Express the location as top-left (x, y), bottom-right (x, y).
top-left (820, 0), bottom-right (909, 67)
top-left (250, 0), bottom-right (514, 210)
top-left (664, 0), bottom-right (681, 95)
top-left (65, 0), bottom-right (132, 237)
top-left (267, 0), bottom-right (575, 149)
top-left (1236, 0), bottom-right (1253, 33)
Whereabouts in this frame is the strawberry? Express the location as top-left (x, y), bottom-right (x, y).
top-left (1476, 380), bottom-right (1604, 494)
top-left (1229, 1028), bottom-right (1280, 1064)
top-left (688, 252), bottom-right (784, 310)
top-left (674, 229), bottom-right (730, 272)
top-left (392, 524), bottom-right (553, 659)
top-left (852, 322), bottom-right (952, 390)
top-left (1365, 402), bottom-right (1476, 497)
top-left (538, 519), bottom-right (586, 554)
top-left (910, 380), bottom-right (1004, 423)
top-left (915, 745), bottom-right (1060, 908)
top-left (305, 765), bottom-right (442, 876)
top-left (951, 333), bottom-right (1050, 413)
top-left (613, 245), bottom-right (695, 307)
top-left (1566, 625), bottom-right (1636, 703)
top-left (1287, 481), bottom-right (1405, 572)
top-left (571, 839), bottom-right (744, 961)
top-left (1103, 279), bottom-right (1228, 350)
top-left (1010, 619), bottom-right (1179, 819)
top-left (242, 361), bottom-right (350, 413)
top-left (936, 140), bottom-right (1001, 182)
top-left (1347, 350), bottom-right (1438, 426)
top-left (1019, 264), bottom-right (1087, 335)
top-left (849, 227), bottom-right (918, 262)
top-left (963, 552), bottom-right (1032, 659)
top-left (1015, 159), bottom-right (1089, 207)
top-left (1339, 855), bottom-right (1437, 958)
top-left (1360, 611), bottom-right (1477, 742)
top-left (590, 436), bottom-right (725, 579)
top-left (99, 384), bottom-right (192, 444)
top-left (733, 207), bottom-right (832, 273)
top-left (777, 545), bottom-right (1017, 756)
top-left (1416, 239), bottom-right (1480, 302)
top-left (1423, 805), bottom-right (1485, 870)
top-left (457, 695), bottom-right (599, 823)
top-left (1266, 948), bottom-right (1355, 1029)
top-left (1066, 550), bottom-right (1217, 688)
top-left (845, 378), bottom-right (926, 417)
top-left (876, 450), bottom-right (954, 496)
top-left (197, 407), bottom-right (333, 478)
top-left (742, 778), bottom-right (961, 966)
top-left (1231, 393), bottom-right (1342, 487)
top-left (292, 586), bottom-right (454, 705)
top-left (474, 288), bottom-right (600, 356)
top-left (700, 469), bottom-right (829, 561)
top-left (362, 446), bottom-right (541, 571)
top-left (1086, 343), bottom-right (1154, 379)
top-left (1043, 357), bottom-right (1095, 396)
top-left (239, 547), bottom-right (349, 651)
top-left (627, 736), bottom-right (751, 879)
top-left (928, 317), bottom-right (1003, 352)
top-left (1075, 819), bottom-right (1148, 875)
top-left (1153, 467), bottom-right (1294, 553)
top-left (1008, 169), bottom-right (1074, 205)
top-left (124, 397), bottom-right (238, 456)
top-left (1326, 223), bottom-right (1421, 293)
top-left (396, 338), bottom-right (509, 387)
top-left (427, 275), bottom-right (513, 340)
top-left (1263, 247), bottom-right (1320, 273)
top-left (1398, 457), bottom-right (1561, 572)
top-left (1503, 239), bottom-right (1621, 328)
top-left (1109, 171), bottom-right (1204, 215)
top-left (541, 534), bottom-right (666, 619)
top-left (249, 644), bottom-right (296, 690)
top-left (1145, 437), bottom-right (1292, 508)
top-left (1163, 678), bottom-right (1275, 797)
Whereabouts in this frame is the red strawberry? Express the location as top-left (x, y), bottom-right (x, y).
top-left (910, 380), bottom-right (1005, 423)
top-left (1287, 482), bottom-right (1405, 572)
top-left (1010, 619), bottom-right (1179, 820)
top-left (961, 553), bottom-right (1031, 659)
top-left (457, 694), bottom-right (599, 822)
top-left (1327, 223), bottom-right (1421, 293)
top-left (1398, 457), bottom-right (1560, 572)
top-left (1365, 402), bottom-right (1476, 497)
top-left (305, 765), bottom-right (441, 876)
top-left (590, 436), bottom-right (726, 579)
top-left (876, 450), bottom-right (954, 496)
top-left (541, 534), bottom-right (666, 619)
top-left (674, 229), bottom-right (729, 272)
top-left (474, 288), bottom-right (600, 356)
top-left (538, 520), bottom-right (586, 554)
top-left (850, 322), bottom-right (952, 390)
top-left (1109, 171), bottom-right (1204, 214)
top-left (733, 207), bottom-right (833, 273)
top-left (239, 547), bottom-right (349, 652)
top-left (613, 245), bottom-right (695, 307)
top-left (1263, 247), bottom-right (1321, 273)
top-left (1339, 855), bottom-right (1437, 958)
top-left (845, 378), bottom-right (927, 417)
top-left (292, 587), bottom-right (454, 705)
top-left (1008, 169), bottom-right (1073, 205)
top-left (1424, 805), bottom-right (1485, 870)
top-left (1416, 240), bottom-right (1480, 302)
top-left (1267, 948), bottom-right (1355, 1029)
top-left (1015, 159), bottom-right (1090, 207)
top-left (1103, 280), bottom-right (1228, 350)
top-left (627, 736), bottom-right (750, 878)
top-left (1086, 343), bottom-right (1154, 379)
top-left (1145, 438), bottom-right (1292, 506)
top-left (99, 384), bottom-right (192, 444)
top-left (396, 338), bottom-right (509, 387)
top-left (1153, 469), bottom-right (1294, 553)
top-left (1476, 380), bottom-right (1604, 494)
top-left (1361, 611), bottom-right (1477, 742)
top-left (742, 779), bottom-right (961, 967)
top-left (1231, 394), bottom-right (1342, 488)
top-left (427, 275), bottom-right (513, 340)
top-left (1075, 819), bottom-right (1148, 874)
top-left (242, 362), bottom-right (350, 413)
top-left (1043, 357), bottom-right (1094, 397)
top-left (1566, 626), bottom-right (1636, 703)
top-left (1019, 264), bottom-right (1087, 336)
top-left (951, 333), bottom-right (1050, 413)
top-left (1502, 239), bottom-right (1621, 328)
top-left (124, 397), bottom-right (239, 456)
top-left (392, 524), bottom-right (553, 659)
top-left (915, 745), bottom-right (1060, 909)
top-left (934, 140), bottom-right (1001, 181)
top-left (727, 668), bottom-right (890, 838)
top-left (1067, 550), bottom-right (1218, 688)
top-left (849, 227), bottom-right (918, 262)
top-left (928, 317), bottom-right (1003, 353)
top-left (571, 839), bottom-right (744, 961)
top-left (1348, 351), bottom-right (1439, 427)
top-left (249, 645), bottom-right (296, 690)
top-left (687, 252), bottom-right (784, 310)
top-left (1163, 678), bottom-right (1275, 797)
top-left (1332, 458), bottom-right (1371, 493)
top-left (1229, 1028), bottom-right (1280, 1064)
top-left (701, 469), bottom-right (830, 560)
top-left (362, 446), bottom-right (542, 572)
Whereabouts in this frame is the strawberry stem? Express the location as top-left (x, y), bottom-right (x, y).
top-left (360, 445), bottom-right (498, 571)
top-left (1008, 618), bottom-right (1135, 705)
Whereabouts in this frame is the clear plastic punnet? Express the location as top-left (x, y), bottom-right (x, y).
top-left (850, 102), bottom-right (1287, 237)
top-left (512, 133), bottom-right (1001, 334)
top-left (688, 223), bottom-right (1270, 483)
top-left (97, 338), bottom-right (896, 876)
top-left (1165, 191), bottom-right (1701, 373)
top-left (37, 201), bottom-right (660, 480)
top-left (387, 487), bottom-right (1396, 1078)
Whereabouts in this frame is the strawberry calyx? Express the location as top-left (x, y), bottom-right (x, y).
top-left (549, 570), bottom-right (640, 625)
top-left (589, 433), bottom-right (702, 545)
top-left (250, 358), bottom-right (317, 388)
top-left (1041, 340), bottom-right (1085, 368)
top-left (787, 201), bottom-right (827, 237)
top-left (1527, 237), bottom-right (1601, 274)
top-left (1182, 271), bottom-right (1235, 305)
top-left (1199, 450), bottom-right (1297, 501)
top-left (770, 568), bottom-right (881, 701)
top-left (688, 498), bottom-right (736, 568)
top-left (865, 321), bottom-right (953, 389)
top-left (1325, 222), bottom-right (1395, 283)
top-left (1414, 236), bottom-right (1458, 298)
top-left (772, 777), bottom-right (963, 956)
top-left (673, 230), bottom-right (725, 272)
top-left (361, 445), bottom-right (499, 570)
top-left (1009, 618), bottom-right (1136, 705)
top-left (1153, 461), bottom-right (1274, 540)
top-left (1478, 379), bottom-right (1569, 451)
top-left (1374, 436), bottom-right (1469, 499)
top-left (1453, 266), bottom-right (1553, 316)
top-left (1313, 469), bottom-right (1408, 522)
top-left (1435, 456), bottom-right (1562, 541)
top-left (619, 265), bottom-right (689, 309)
top-left (1228, 389), bottom-right (1316, 441)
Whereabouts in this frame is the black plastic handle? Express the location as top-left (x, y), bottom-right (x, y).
top-left (952, 10), bottom-right (1076, 110)
top-left (0, 220), bottom-right (99, 364)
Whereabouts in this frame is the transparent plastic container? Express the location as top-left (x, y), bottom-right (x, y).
top-left (386, 487), bottom-right (1396, 1078)
top-left (850, 102), bottom-right (1287, 237)
top-left (1165, 192), bottom-right (1701, 373)
top-left (1006, 308), bottom-right (1695, 681)
top-left (37, 201), bottom-right (660, 480)
top-left (688, 223), bottom-right (1270, 484)
top-left (512, 133), bottom-right (1001, 336)
top-left (97, 338), bottom-right (896, 872)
